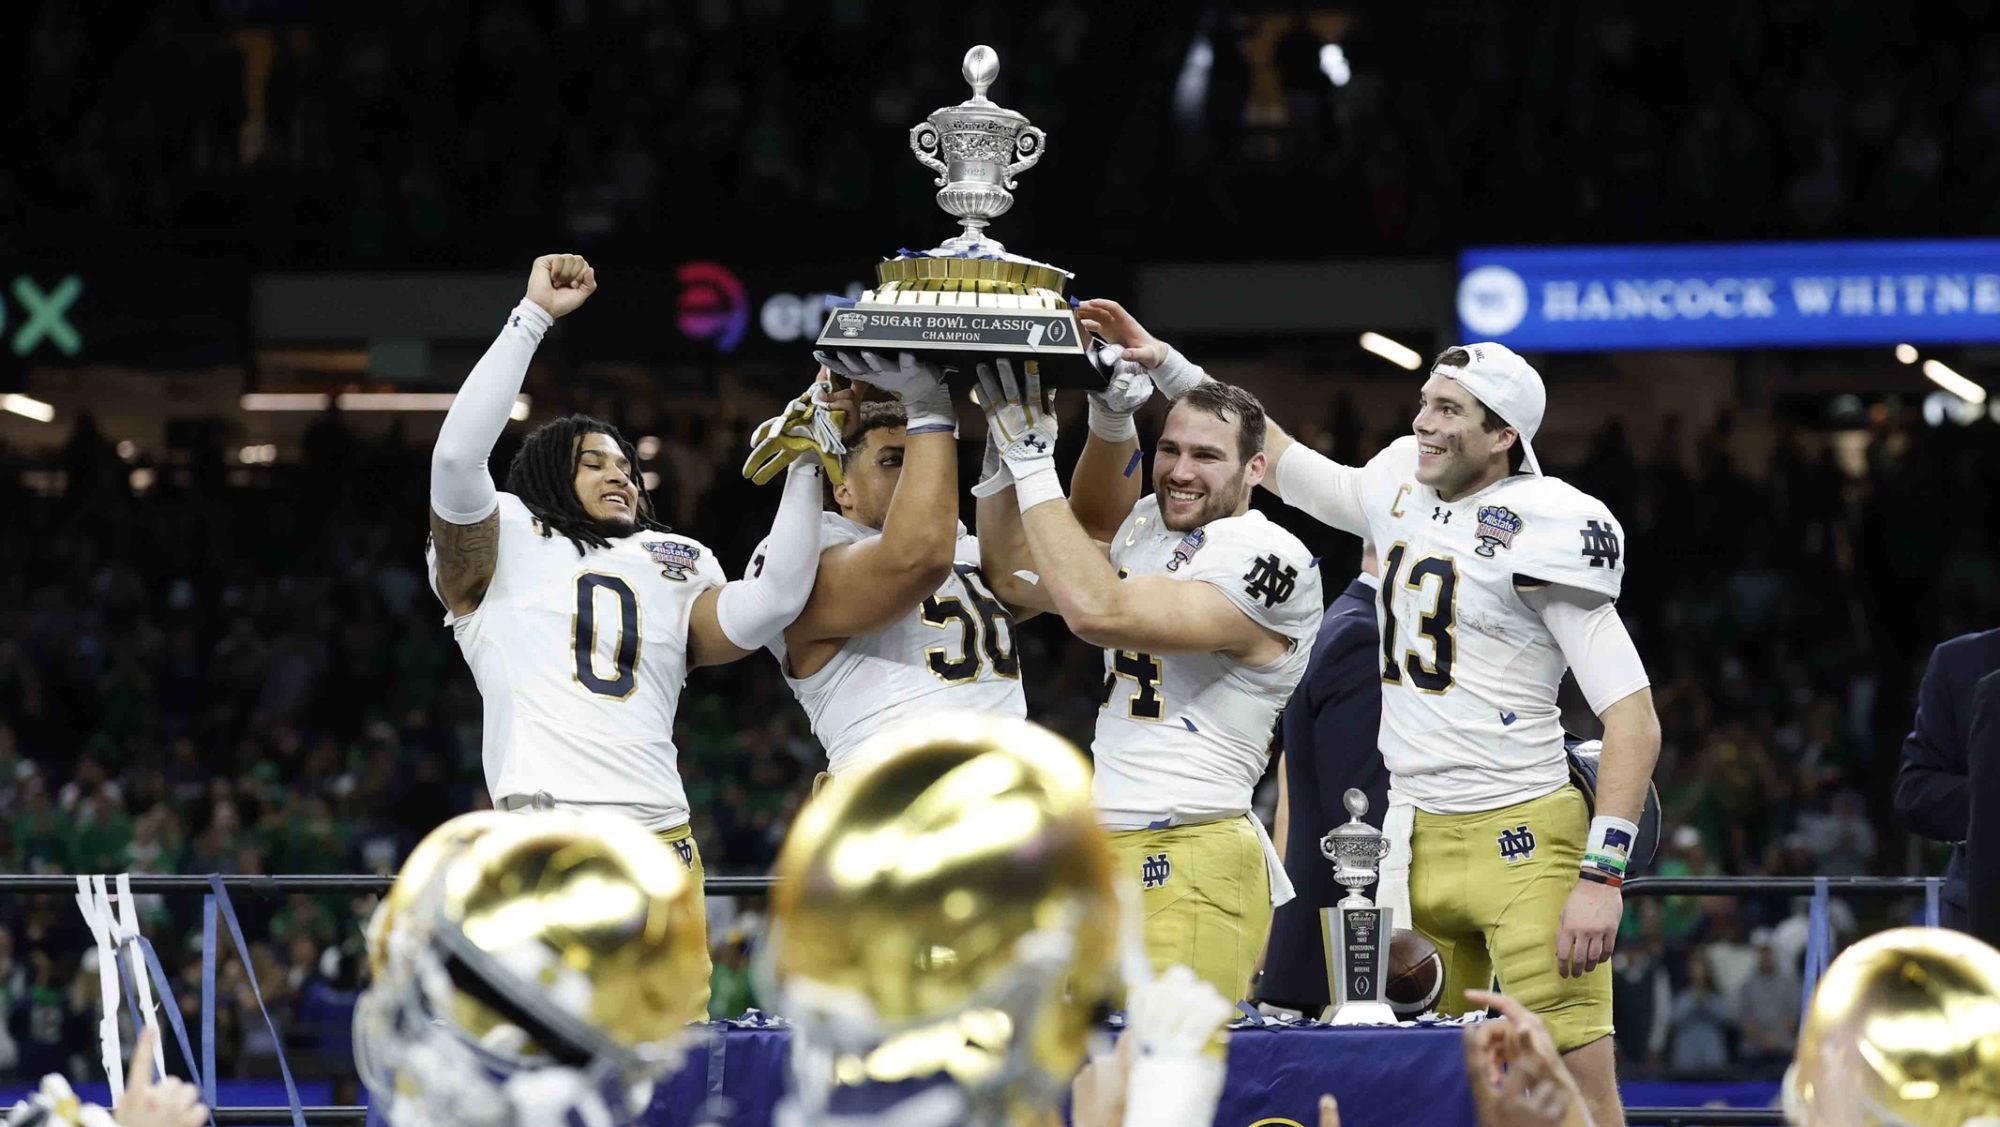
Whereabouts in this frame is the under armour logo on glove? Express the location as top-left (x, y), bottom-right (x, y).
top-left (1242, 553), bottom-right (1298, 608)
top-left (974, 359), bottom-right (1059, 473)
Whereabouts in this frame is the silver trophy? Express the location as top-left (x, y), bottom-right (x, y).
top-left (1318, 789), bottom-right (1397, 1024)
top-left (815, 46), bottom-right (1098, 387)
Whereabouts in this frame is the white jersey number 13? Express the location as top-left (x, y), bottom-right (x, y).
top-left (1380, 543), bottom-right (1458, 693)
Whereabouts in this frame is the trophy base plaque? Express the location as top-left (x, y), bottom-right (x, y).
top-left (815, 252), bottom-right (1102, 388)
top-left (1320, 903), bottom-right (1399, 1025)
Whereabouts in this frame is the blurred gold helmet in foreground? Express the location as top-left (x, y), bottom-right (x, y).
top-left (1786, 927), bottom-right (2000, 1127)
top-left (763, 714), bottom-right (1120, 1127)
top-left (364, 810), bottom-right (509, 980)
top-left (355, 810), bottom-right (709, 1127)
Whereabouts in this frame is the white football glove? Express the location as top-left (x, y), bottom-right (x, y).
top-left (744, 381), bottom-right (846, 486)
top-left (1085, 343), bottom-right (1156, 442)
top-left (814, 349), bottom-right (956, 434)
top-left (969, 427), bottom-right (1012, 499)
top-left (973, 359), bottom-right (1057, 469)
top-left (1119, 964), bottom-right (1233, 1127)
top-left (972, 359), bottom-right (1062, 511)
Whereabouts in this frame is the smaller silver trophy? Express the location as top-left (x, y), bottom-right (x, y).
top-left (1319, 789), bottom-right (1397, 1024)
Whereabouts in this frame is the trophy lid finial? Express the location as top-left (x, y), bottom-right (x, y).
top-left (1343, 788), bottom-right (1369, 819)
top-left (963, 45), bottom-right (999, 102)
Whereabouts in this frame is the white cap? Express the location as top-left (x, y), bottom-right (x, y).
top-left (1433, 342), bottom-right (1545, 476)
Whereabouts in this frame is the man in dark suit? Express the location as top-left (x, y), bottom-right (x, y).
top-left (1894, 627), bottom-right (2000, 930)
top-left (1968, 669), bottom-right (2000, 948)
top-left (1258, 546), bottom-right (1389, 1013)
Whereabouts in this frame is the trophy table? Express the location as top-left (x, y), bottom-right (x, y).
top-left (815, 45), bottom-right (1102, 387)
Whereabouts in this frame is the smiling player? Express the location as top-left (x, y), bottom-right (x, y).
top-left (976, 358), bottom-right (1321, 1003)
top-left (1076, 297), bottom-right (1660, 1127)
top-left (424, 254), bottom-right (832, 997)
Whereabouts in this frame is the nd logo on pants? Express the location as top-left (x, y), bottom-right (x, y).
top-left (1409, 787), bottom-right (1613, 1052)
top-left (1110, 817), bottom-right (1270, 1003)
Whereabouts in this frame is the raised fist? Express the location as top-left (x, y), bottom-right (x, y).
top-left (526, 254), bottom-right (598, 319)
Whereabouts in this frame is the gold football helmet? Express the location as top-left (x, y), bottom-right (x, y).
top-left (354, 810), bottom-right (710, 1127)
top-left (762, 714), bottom-right (1121, 1127)
top-left (363, 810), bottom-right (508, 980)
top-left (1785, 927), bottom-right (2000, 1127)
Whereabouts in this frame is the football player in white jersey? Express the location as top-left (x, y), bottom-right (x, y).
top-left (975, 360), bottom-right (1322, 1003)
top-left (425, 255), bottom-right (830, 999)
top-left (761, 347), bottom-right (1156, 780)
top-left (753, 351), bottom-right (1022, 778)
top-left (1076, 299), bottom-right (1659, 1127)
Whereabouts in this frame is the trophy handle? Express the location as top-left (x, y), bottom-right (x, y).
top-left (909, 122), bottom-right (949, 187)
top-left (1002, 126), bottom-right (1045, 189)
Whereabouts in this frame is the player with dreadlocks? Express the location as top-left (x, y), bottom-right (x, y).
top-left (425, 255), bottom-right (830, 999)
top-left (501, 411), bottom-right (667, 551)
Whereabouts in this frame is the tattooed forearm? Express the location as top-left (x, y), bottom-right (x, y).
top-left (429, 510), bottom-right (500, 614)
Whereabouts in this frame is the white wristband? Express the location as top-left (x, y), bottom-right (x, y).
top-left (1122, 1056), bottom-right (1225, 1127)
top-left (1012, 461), bottom-right (1065, 512)
top-left (1088, 405), bottom-right (1138, 443)
top-left (1583, 815), bottom-right (1641, 879)
top-left (1149, 348), bottom-right (1208, 399)
top-left (901, 384), bottom-right (957, 435)
top-left (507, 298), bottom-right (554, 342)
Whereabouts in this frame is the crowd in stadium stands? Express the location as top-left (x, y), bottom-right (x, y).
top-left (0, 393), bottom-right (1994, 1085)
top-left (7, 3), bottom-right (2000, 262)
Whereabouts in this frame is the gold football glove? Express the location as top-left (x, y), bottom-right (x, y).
top-left (744, 381), bottom-right (848, 485)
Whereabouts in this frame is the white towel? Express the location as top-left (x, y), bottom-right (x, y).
top-left (1374, 790), bottom-right (1416, 926)
top-left (1247, 812), bottom-right (1297, 908)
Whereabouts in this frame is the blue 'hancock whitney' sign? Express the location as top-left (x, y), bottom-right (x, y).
top-left (1457, 240), bottom-right (2000, 351)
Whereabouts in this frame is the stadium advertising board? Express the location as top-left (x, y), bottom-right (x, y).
top-left (1457, 239), bottom-right (2000, 351)
top-left (0, 258), bottom-right (249, 383)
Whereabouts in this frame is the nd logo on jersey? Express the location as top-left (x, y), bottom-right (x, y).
top-left (1141, 852), bottom-right (1172, 889)
top-left (1497, 824), bottom-right (1537, 864)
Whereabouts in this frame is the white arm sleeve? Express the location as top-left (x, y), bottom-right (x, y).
top-left (429, 299), bottom-right (551, 524)
top-left (714, 459), bottom-right (825, 649)
top-left (1270, 443), bottom-right (1369, 537)
top-left (1522, 585), bottom-right (1651, 714)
